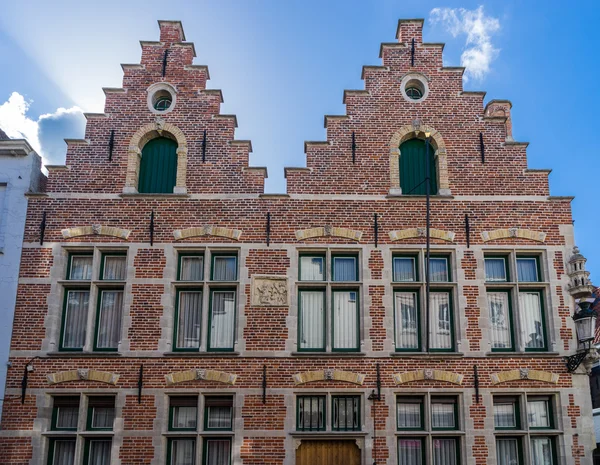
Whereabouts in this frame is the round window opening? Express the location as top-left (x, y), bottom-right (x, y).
top-left (152, 90), bottom-right (173, 112)
top-left (402, 78), bottom-right (427, 102)
top-left (405, 87), bottom-right (423, 100)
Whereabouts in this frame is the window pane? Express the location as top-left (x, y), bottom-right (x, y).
top-left (52, 439), bottom-right (76, 465)
top-left (63, 290), bottom-right (89, 349)
top-left (209, 291), bottom-right (235, 349)
top-left (70, 256), bottom-right (92, 280)
top-left (91, 408), bottom-right (115, 429)
top-left (397, 400), bottom-right (422, 429)
top-left (88, 439), bottom-right (112, 465)
top-left (432, 438), bottom-right (457, 465)
top-left (528, 399), bottom-right (550, 428)
top-left (299, 291), bottom-right (324, 350)
top-left (431, 401), bottom-right (456, 429)
top-left (517, 258), bottom-right (539, 282)
top-left (180, 256), bottom-right (204, 281)
top-left (530, 437), bottom-right (554, 465)
top-left (333, 257), bottom-right (357, 281)
top-left (96, 290), bottom-right (123, 349)
top-left (170, 439), bottom-right (196, 465)
top-left (393, 257), bottom-right (416, 282)
top-left (488, 292), bottom-right (512, 349)
top-left (300, 256), bottom-right (324, 281)
top-left (55, 398), bottom-right (79, 429)
top-left (332, 291), bottom-right (358, 350)
top-left (398, 438), bottom-right (423, 465)
top-left (496, 438), bottom-right (520, 465)
top-left (333, 396), bottom-right (360, 431)
top-left (177, 291), bottom-right (202, 349)
top-left (519, 292), bottom-right (545, 350)
top-left (205, 439), bottom-right (231, 465)
top-left (429, 258), bottom-right (449, 282)
top-left (206, 397), bottom-right (233, 430)
top-left (103, 256), bottom-right (126, 280)
top-left (429, 292), bottom-right (452, 350)
top-left (395, 292), bottom-right (419, 350)
top-left (297, 396), bottom-right (325, 431)
top-left (485, 258), bottom-right (507, 282)
top-left (494, 402), bottom-right (517, 428)
top-left (213, 256), bottom-right (236, 281)
top-left (173, 406), bottom-right (197, 429)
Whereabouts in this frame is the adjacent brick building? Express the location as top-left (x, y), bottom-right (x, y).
top-left (0, 18), bottom-right (594, 465)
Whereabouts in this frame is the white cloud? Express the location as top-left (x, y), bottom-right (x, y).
top-left (430, 6), bottom-right (500, 81)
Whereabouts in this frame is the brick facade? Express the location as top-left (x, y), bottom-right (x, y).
top-left (0, 18), bottom-right (594, 465)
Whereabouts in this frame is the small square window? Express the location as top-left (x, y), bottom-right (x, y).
top-left (297, 396), bottom-right (325, 431)
top-left (396, 397), bottom-right (423, 430)
top-left (85, 439), bottom-right (112, 465)
top-left (179, 254), bottom-right (204, 281)
top-left (169, 397), bottom-right (198, 431)
top-left (527, 397), bottom-right (552, 429)
top-left (429, 257), bottom-right (449, 282)
top-left (393, 256), bottom-right (416, 282)
top-left (101, 254), bottom-right (127, 280)
top-left (431, 398), bottom-right (457, 430)
top-left (49, 439), bottom-right (76, 465)
top-left (517, 257), bottom-right (540, 282)
top-left (530, 437), bottom-right (555, 465)
top-left (398, 438), bottom-right (424, 464)
top-left (168, 438), bottom-right (196, 465)
top-left (332, 255), bottom-right (358, 281)
top-left (332, 396), bottom-right (360, 431)
top-left (299, 255), bottom-right (325, 281)
top-left (485, 257), bottom-right (508, 282)
top-left (68, 254), bottom-right (93, 280)
top-left (493, 398), bottom-right (519, 429)
top-left (432, 438), bottom-right (459, 465)
top-left (212, 255), bottom-right (237, 281)
top-left (52, 397), bottom-right (80, 430)
top-left (87, 396), bottom-right (115, 430)
top-left (204, 397), bottom-right (233, 431)
top-left (496, 438), bottom-right (521, 465)
top-left (203, 438), bottom-right (231, 465)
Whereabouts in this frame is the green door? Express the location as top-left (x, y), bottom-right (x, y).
top-left (138, 137), bottom-right (177, 193)
top-left (399, 138), bottom-right (437, 195)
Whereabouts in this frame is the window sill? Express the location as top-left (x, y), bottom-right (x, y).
top-left (389, 352), bottom-right (464, 358)
top-left (494, 430), bottom-right (562, 435)
top-left (47, 352), bottom-right (122, 357)
top-left (163, 431), bottom-right (234, 437)
top-left (290, 431), bottom-right (368, 438)
top-left (386, 194), bottom-right (454, 200)
top-left (395, 431), bottom-right (465, 436)
top-left (42, 431), bottom-right (114, 437)
top-left (119, 193), bottom-right (190, 199)
top-left (291, 352), bottom-right (366, 357)
top-left (484, 352), bottom-right (559, 357)
top-left (163, 351), bottom-right (240, 357)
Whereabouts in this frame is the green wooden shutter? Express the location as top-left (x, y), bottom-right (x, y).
top-left (399, 139), bottom-right (438, 195)
top-left (138, 137), bottom-right (178, 193)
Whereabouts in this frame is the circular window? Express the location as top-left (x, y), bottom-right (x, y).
top-left (400, 75), bottom-right (428, 103)
top-left (152, 90), bottom-right (173, 112)
top-left (147, 83), bottom-right (177, 114)
top-left (405, 87), bottom-right (423, 100)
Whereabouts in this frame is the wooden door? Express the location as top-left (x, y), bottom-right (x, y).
top-left (296, 440), bottom-right (361, 465)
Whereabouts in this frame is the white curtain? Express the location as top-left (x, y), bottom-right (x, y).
top-left (485, 258), bottom-right (506, 282)
top-left (56, 406), bottom-right (79, 429)
top-left (70, 256), bottom-right (92, 280)
top-left (180, 256), bottom-right (203, 281)
top-left (333, 291), bottom-right (358, 350)
top-left (103, 256), bottom-right (126, 280)
top-left (530, 437), bottom-right (554, 465)
top-left (333, 257), bottom-right (356, 281)
top-left (496, 438), bottom-right (519, 465)
top-left (397, 402), bottom-right (421, 429)
top-left (395, 292), bottom-right (419, 350)
top-left (177, 291), bottom-right (202, 349)
top-left (517, 258), bottom-right (538, 282)
top-left (494, 403), bottom-right (516, 428)
top-left (519, 292), bottom-right (545, 349)
top-left (300, 256), bottom-right (324, 281)
top-left (432, 438), bottom-right (457, 465)
top-left (429, 292), bottom-right (452, 350)
top-left (528, 400), bottom-right (550, 428)
top-left (393, 257), bottom-right (415, 282)
top-left (171, 439), bottom-right (196, 465)
top-left (89, 440), bottom-right (112, 465)
top-left (299, 291), bottom-right (324, 350)
top-left (63, 290), bottom-right (89, 349)
top-left (173, 406), bottom-right (197, 429)
top-left (205, 439), bottom-right (231, 465)
top-left (53, 440), bottom-right (76, 465)
top-left (207, 406), bottom-right (232, 429)
top-left (488, 292), bottom-right (511, 349)
top-left (298, 396), bottom-right (324, 430)
top-left (210, 291), bottom-right (235, 349)
top-left (431, 402), bottom-right (455, 428)
top-left (213, 257), bottom-right (236, 281)
top-left (429, 258), bottom-right (448, 282)
top-left (91, 407), bottom-right (115, 429)
top-left (97, 290), bottom-right (123, 349)
top-left (398, 439), bottom-right (422, 465)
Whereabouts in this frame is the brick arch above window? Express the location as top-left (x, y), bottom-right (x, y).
top-left (124, 120), bottom-right (188, 194)
top-left (388, 124), bottom-right (450, 196)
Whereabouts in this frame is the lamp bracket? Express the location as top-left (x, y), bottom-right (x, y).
top-left (565, 350), bottom-right (588, 373)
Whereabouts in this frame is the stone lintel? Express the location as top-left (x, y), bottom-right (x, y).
top-left (295, 226), bottom-right (363, 242)
top-left (481, 228), bottom-right (546, 243)
top-left (61, 225), bottom-right (131, 240)
top-left (293, 370), bottom-right (365, 385)
top-left (173, 225), bottom-right (242, 241)
top-left (165, 369), bottom-right (237, 386)
top-left (393, 369), bottom-right (463, 385)
top-left (47, 369), bottom-right (119, 385)
top-left (490, 369), bottom-right (559, 385)
top-left (389, 228), bottom-right (455, 242)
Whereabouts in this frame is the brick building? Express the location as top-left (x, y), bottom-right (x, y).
top-left (0, 18), bottom-right (595, 465)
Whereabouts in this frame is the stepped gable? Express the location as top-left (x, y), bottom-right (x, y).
top-left (285, 19), bottom-right (550, 197)
top-left (46, 20), bottom-right (265, 195)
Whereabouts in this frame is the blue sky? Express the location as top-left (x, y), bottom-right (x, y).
top-left (0, 0), bottom-right (598, 281)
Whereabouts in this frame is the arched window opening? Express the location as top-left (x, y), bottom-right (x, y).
top-left (138, 137), bottom-right (178, 193)
top-left (399, 138), bottom-right (437, 195)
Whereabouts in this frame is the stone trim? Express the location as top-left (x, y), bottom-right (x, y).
top-left (389, 227), bottom-right (455, 242)
top-left (173, 225), bottom-right (242, 241)
top-left (47, 369), bottom-right (119, 385)
top-left (61, 225), bottom-right (131, 240)
top-left (165, 369), bottom-right (237, 386)
top-left (124, 120), bottom-right (188, 194)
top-left (293, 370), bottom-right (365, 385)
top-left (481, 228), bottom-right (546, 243)
top-left (295, 226), bottom-right (363, 242)
top-left (490, 369), bottom-right (559, 385)
top-left (393, 369), bottom-right (463, 385)
top-left (251, 275), bottom-right (289, 307)
top-left (388, 122), bottom-right (450, 195)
